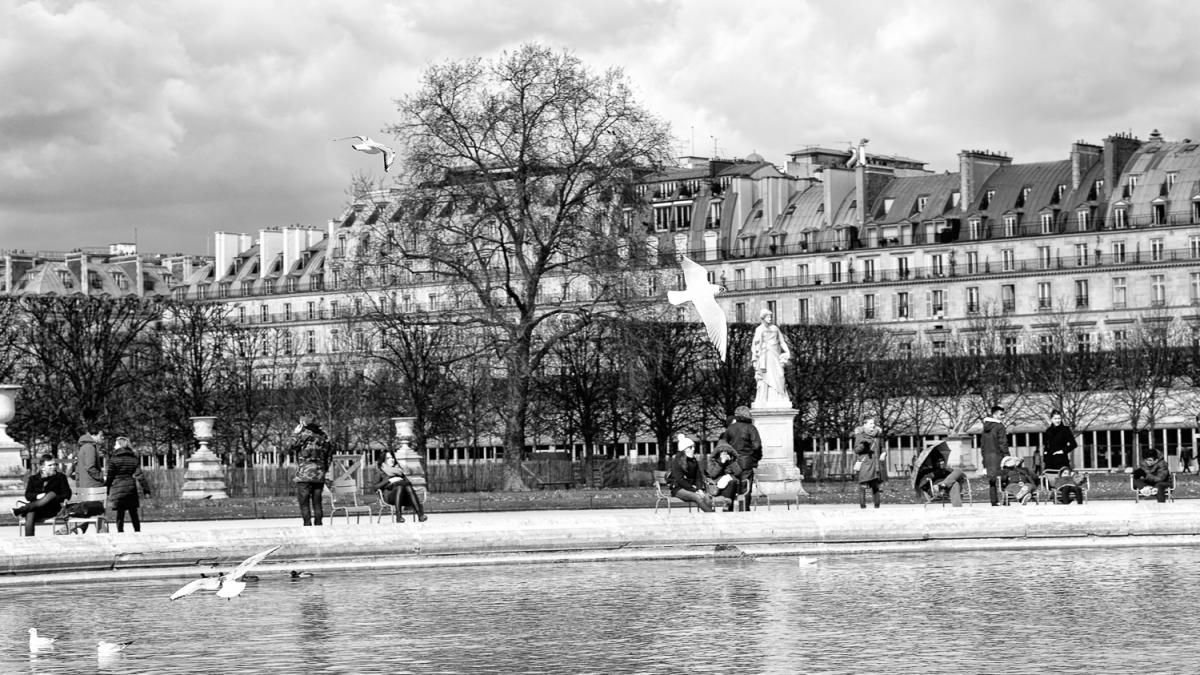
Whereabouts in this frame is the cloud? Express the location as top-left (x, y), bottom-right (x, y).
top-left (1, 0), bottom-right (1198, 254)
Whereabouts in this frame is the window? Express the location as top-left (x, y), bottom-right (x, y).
top-left (307, 301), bottom-right (316, 320)
top-left (1038, 334), bottom-right (1055, 354)
top-left (829, 261), bottom-right (842, 283)
top-left (797, 298), bottom-right (809, 323)
top-left (883, 198), bottom-right (895, 215)
top-left (930, 254), bottom-right (944, 277)
top-left (966, 251), bottom-right (979, 274)
top-left (1151, 274), bottom-right (1166, 307)
top-left (916, 195), bottom-right (929, 211)
top-left (1004, 336), bottom-right (1019, 356)
top-left (969, 218), bottom-right (981, 240)
top-left (930, 289), bottom-right (945, 316)
top-left (1037, 282), bottom-right (1052, 310)
top-left (1112, 277), bottom-right (1127, 309)
top-left (1167, 171), bottom-right (1178, 189)
top-left (305, 330), bottom-right (316, 354)
top-left (283, 303), bottom-right (292, 321)
top-left (282, 332), bottom-right (293, 355)
top-left (1076, 332), bottom-right (1093, 353)
top-left (1003, 215), bottom-right (1017, 237)
top-left (1191, 236), bottom-right (1200, 258)
top-left (897, 257), bottom-right (910, 279)
top-left (734, 268), bottom-right (746, 287)
top-left (766, 300), bottom-right (777, 318)
top-left (674, 204), bottom-right (693, 230)
top-left (982, 189), bottom-right (995, 209)
top-left (241, 281), bottom-right (253, 295)
top-left (1054, 184), bottom-right (1067, 203)
top-left (830, 296), bottom-right (842, 322)
top-left (1113, 329), bottom-right (1129, 349)
top-left (653, 207), bottom-right (669, 232)
top-left (1037, 246), bottom-right (1051, 270)
top-left (1040, 212), bottom-right (1054, 234)
top-left (864, 294), bottom-right (876, 320)
top-left (113, 272), bottom-right (128, 291)
top-left (286, 278), bottom-right (297, 293)
top-left (1074, 243), bottom-right (1089, 267)
top-left (237, 307), bottom-right (246, 324)
top-left (1075, 280), bottom-right (1089, 308)
top-left (1194, 200), bottom-right (1200, 224)
top-left (707, 202), bottom-right (721, 229)
top-left (310, 274), bottom-right (323, 291)
top-left (1113, 208), bottom-right (1127, 229)
top-left (1151, 238), bottom-right (1164, 262)
top-left (766, 266), bottom-right (778, 287)
top-left (260, 305), bottom-right (269, 322)
top-left (1002, 249), bottom-right (1015, 272)
top-left (862, 258), bottom-right (876, 281)
top-left (796, 264), bottom-right (809, 284)
top-left (1111, 241), bottom-right (1126, 264)
top-left (966, 287), bottom-right (980, 314)
top-left (732, 302), bottom-right (746, 323)
top-left (1076, 209), bottom-right (1091, 231)
top-left (1001, 284), bottom-right (1016, 313)
top-left (1128, 175), bottom-right (1139, 194)
top-left (1152, 202), bottom-right (1166, 225)
top-left (895, 292), bottom-right (910, 319)
top-left (1192, 272), bottom-right (1200, 305)
top-left (931, 339), bottom-right (947, 357)
top-left (898, 342), bottom-right (913, 359)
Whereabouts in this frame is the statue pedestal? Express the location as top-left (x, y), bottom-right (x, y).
top-left (749, 405), bottom-right (808, 499)
top-left (181, 417), bottom-right (228, 499)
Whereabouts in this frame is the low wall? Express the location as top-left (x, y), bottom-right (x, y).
top-left (2, 502), bottom-right (1197, 580)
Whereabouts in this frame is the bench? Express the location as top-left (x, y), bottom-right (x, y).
top-left (536, 481), bottom-right (574, 490)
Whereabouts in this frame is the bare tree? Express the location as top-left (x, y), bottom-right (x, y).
top-left (622, 320), bottom-right (707, 468)
top-left (356, 44), bottom-right (672, 487)
top-left (1107, 314), bottom-right (1187, 456)
top-left (1024, 307), bottom-right (1108, 431)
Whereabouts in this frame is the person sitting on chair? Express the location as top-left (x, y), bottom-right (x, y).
top-left (11, 456), bottom-right (72, 537)
top-left (918, 455), bottom-right (967, 503)
top-left (1051, 468), bottom-right (1085, 504)
top-left (1129, 448), bottom-right (1171, 503)
top-left (368, 450), bottom-right (428, 522)
top-left (668, 435), bottom-right (713, 512)
top-left (707, 441), bottom-right (743, 512)
top-left (1000, 456), bottom-right (1037, 504)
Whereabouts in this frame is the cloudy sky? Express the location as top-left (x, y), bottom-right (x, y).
top-left (3, 0), bottom-right (1198, 256)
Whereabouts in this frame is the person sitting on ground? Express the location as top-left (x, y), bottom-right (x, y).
top-left (1129, 448), bottom-right (1171, 503)
top-left (707, 441), bottom-right (743, 511)
top-left (1000, 456), bottom-right (1038, 504)
top-left (12, 455), bottom-right (72, 537)
top-left (667, 434), bottom-right (713, 512)
top-left (368, 450), bottom-right (428, 522)
top-left (1051, 468), bottom-right (1085, 505)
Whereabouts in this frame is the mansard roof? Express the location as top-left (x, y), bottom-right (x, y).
top-left (870, 173), bottom-right (960, 225)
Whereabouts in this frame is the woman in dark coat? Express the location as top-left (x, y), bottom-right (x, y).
top-left (1042, 410), bottom-right (1078, 473)
top-left (854, 417), bottom-right (885, 509)
top-left (105, 436), bottom-right (150, 533)
top-left (368, 451), bottom-right (427, 522)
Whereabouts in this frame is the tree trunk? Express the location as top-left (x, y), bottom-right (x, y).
top-left (501, 343), bottom-right (532, 491)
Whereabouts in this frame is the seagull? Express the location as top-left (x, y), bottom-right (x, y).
top-left (333, 135), bottom-right (395, 172)
top-left (667, 256), bottom-right (727, 361)
top-left (97, 639), bottom-right (133, 655)
top-left (170, 545), bottom-right (280, 600)
top-left (29, 628), bottom-right (56, 650)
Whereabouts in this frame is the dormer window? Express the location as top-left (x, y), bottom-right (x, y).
top-left (1052, 184), bottom-right (1066, 204)
top-left (1113, 207), bottom-right (1127, 229)
top-left (1003, 214), bottom-right (1017, 237)
top-left (1015, 186), bottom-right (1031, 209)
top-left (113, 272), bottom-right (128, 291)
top-left (57, 270), bottom-right (74, 289)
top-left (1040, 212), bottom-right (1054, 234)
top-left (968, 218), bottom-right (981, 240)
top-left (915, 195), bottom-right (929, 212)
top-left (950, 191), bottom-right (961, 208)
top-left (1167, 171), bottom-right (1178, 189)
top-left (883, 198), bottom-right (895, 215)
top-left (981, 190), bottom-right (995, 210)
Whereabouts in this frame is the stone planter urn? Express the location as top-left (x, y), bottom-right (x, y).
top-left (0, 384), bottom-right (26, 475)
top-left (390, 416), bottom-right (427, 495)
top-left (180, 415), bottom-right (228, 499)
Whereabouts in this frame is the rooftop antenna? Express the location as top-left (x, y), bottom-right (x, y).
top-left (690, 125), bottom-right (695, 156)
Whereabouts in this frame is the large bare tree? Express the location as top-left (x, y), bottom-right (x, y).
top-left (364, 44), bottom-right (672, 487)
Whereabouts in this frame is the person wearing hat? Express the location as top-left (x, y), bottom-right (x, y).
top-left (1129, 448), bottom-right (1171, 502)
top-left (719, 406), bottom-right (763, 510)
top-left (999, 455), bottom-right (1037, 504)
top-left (667, 434), bottom-right (713, 512)
top-left (980, 405), bottom-right (1010, 506)
top-left (853, 416), bottom-right (885, 509)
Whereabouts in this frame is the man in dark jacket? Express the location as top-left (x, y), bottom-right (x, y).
top-left (667, 435), bottom-right (712, 512)
top-left (73, 428), bottom-right (106, 491)
top-left (1043, 410), bottom-right (1077, 473)
top-left (291, 415), bottom-right (333, 526)
top-left (720, 406), bottom-right (762, 476)
top-left (980, 405), bottom-right (1009, 506)
top-left (12, 456), bottom-right (72, 536)
top-left (1131, 448), bottom-right (1171, 503)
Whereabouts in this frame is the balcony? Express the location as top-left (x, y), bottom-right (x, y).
top-left (1075, 296), bottom-right (1090, 308)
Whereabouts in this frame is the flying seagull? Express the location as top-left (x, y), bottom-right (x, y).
top-left (667, 256), bottom-right (727, 361)
top-left (333, 135), bottom-right (395, 172)
top-left (170, 545), bottom-right (280, 600)
top-left (28, 628), bottom-right (56, 651)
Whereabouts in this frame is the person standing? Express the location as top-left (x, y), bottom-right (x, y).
top-left (73, 427), bottom-right (106, 491)
top-left (291, 415), bottom-right (333, 526)
top-left (854, 416), bottom-right (885, 509)
top-left (666, 435), bottom-right (713, 512)
top-left (720, 406), bottom-right (763, 509)
top-left (980, 406), bottom-right (1010, 506)
top-left (11, 456), bottom-right (72, 537)
top-left (105, 436), bottom-right (151, 533)
top-left (1043, 410), bottom-right (1077, 473)
top-left (1180, 443), bottom-right (1194, 475)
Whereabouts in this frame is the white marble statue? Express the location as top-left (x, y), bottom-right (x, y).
top-left (751, 309), bottom-right (792, 408)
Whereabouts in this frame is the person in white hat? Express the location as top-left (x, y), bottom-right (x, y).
top-left (667, 434), bottom-right (713, 512)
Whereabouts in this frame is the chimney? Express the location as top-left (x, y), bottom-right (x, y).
top-left (1103, 133), bottom-right (1143, 201)
top-left (281, 226), bottom-right (307, 275)
top-left (214, 232), bottom-right (246, 280)
top-left (259, 228), bottom-right (283, 278)
top-left (1070, 141), bottom-right (1102, 191)
top-left (959, 150), bottom-right (1012, 208)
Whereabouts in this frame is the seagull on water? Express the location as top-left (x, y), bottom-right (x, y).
top-left (333, 135), bottom-right (395, 172)
top-left (29, 628), bottom-right (56, 650)
top-left (170, 545), bottom-right (280, 600)
top-left (667, 256), bottom-right (727, 361)
top-left (97, 639), bottom-right (133, 655)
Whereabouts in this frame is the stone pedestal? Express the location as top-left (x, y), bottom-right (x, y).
top-left (391, 417), bottom-right (427, 496)
top-left (749, 405), bottom-right (808, 498)
top-left (0, 384), bottom-right (25, 477)
top-left (181, 416), bottom-right (228, 499)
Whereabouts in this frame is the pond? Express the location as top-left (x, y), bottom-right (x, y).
top-left (0, 546), bottom-right (1193, 674)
